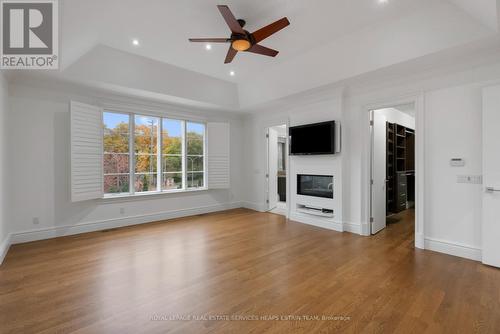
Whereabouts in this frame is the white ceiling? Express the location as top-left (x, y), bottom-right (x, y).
top-left (449, 0), bottom-right (499, 31)
top-left (60, 0), bottom-right (473, 81)
top-left (12, 0), bottom-right (500, 109)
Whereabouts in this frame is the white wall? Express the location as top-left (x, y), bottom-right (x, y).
top-left (271, 125), bottom-right (287, 137)
top-left (243, 91), bottom-right (345, 230)
top-left (424, 84), bottom-right (483, 252)
top-left (0, 72), bottom-right (9, 262)
top-left (344, 70), bottom-right (492, 259)
top-left (375, 107), bottom-right (415, 130)
top-left (3, 56), bottom-right (499, 263)
top-left (63, 45), bottom-right (240, 109)
top-left (244, 59), bottom-right (500, 260)
top-left (6, 83), bottom-right (245, 243)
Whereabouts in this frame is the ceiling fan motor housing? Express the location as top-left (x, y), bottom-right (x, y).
top-left (188, 5), bottom-right (290, 63)
top-left (237, 19), bottom-right (246, 28)
top-left (230, 28), bottom-right (254, 51)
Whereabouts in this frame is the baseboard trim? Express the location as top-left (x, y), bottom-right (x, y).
top-left (415, 233), bottom-right (425, 249)
top-left (343, 222), bottom-right (362, 235)
top-left (0, 234), bottom-right (11, 265)
top-left (424, 237), bottom-right (481, 261)
top-left (269, 207), bottom-right (287, 217)
top-left (242, 201), bottom-right (267, 212)
top-left (10, 202), bottom-right (244, 245)
top-left (360, 222), bottom-right (371, 236)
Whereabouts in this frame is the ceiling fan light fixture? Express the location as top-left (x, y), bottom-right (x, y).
top-left (232, 39), bottom-right (251, 51)
top-left (188, 5), bottom-right (290, 63)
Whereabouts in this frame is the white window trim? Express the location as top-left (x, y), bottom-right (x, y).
top-left (102, 110), bottom-right (207, 199)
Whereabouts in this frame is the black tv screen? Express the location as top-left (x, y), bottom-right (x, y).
top-left (290, 121), bottom-right (336, 155)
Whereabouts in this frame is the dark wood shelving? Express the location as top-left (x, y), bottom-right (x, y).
top-left (386, 122), bottom-right (396, 213)
top-left (386, 122), bottom-right (415, 214)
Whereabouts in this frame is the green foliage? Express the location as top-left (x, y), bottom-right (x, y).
top-left (103, 120), bottom-right (205, 193)
top-left (187, 132), bottom-right (203, 155)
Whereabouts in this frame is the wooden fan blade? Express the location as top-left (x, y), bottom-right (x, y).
top-left (189, 38), bottom-right (230, 43)
top-left (251, 17), bottom-right (290, 43)
top-left (247, 44), bottom-right (279, 57)
top-left (217, 5), bottom-right (245, 34)
top-left (225, 46), bottom-right (238, 64)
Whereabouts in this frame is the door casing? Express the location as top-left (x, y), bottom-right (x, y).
top-left (265, 124), bottom-right (289, 215)
top-left (365, 94), bottom-right (425, 248)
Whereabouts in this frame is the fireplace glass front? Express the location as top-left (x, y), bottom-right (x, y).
top-left (297, 174), bottom-right (333, 199)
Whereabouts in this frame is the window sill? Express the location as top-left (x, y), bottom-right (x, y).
top-left (101, 187), bottom-right (208, 202)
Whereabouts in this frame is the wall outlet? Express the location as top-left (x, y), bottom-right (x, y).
top-left (32, 217), bottom-right (40, 225)
top-left (457, 175), bottom-right (483, 184)
top-left (119, 208), bottom-right (125, 215)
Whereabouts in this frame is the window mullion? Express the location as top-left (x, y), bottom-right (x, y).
top-left (130, 113), bottom-right (135, 195)
top-left (203, 125), bottom-right (207, 188)
top-left (158, 118), bottom-right (162, 191)
top-left (182, 120), bottom-right (187, 190)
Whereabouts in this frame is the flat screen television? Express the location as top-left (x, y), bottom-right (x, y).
top-left (289, 121), bottom-right (336, 155)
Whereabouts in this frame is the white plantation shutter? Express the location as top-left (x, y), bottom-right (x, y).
top-left (70, 101), bottom-right (103, 201)
top-left (207, 122), bottom-right (230, 189)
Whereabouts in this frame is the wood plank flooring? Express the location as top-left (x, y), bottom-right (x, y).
top-left (1, 208), bottom-right (499, 333)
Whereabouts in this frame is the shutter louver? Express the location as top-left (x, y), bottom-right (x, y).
top-left (207, 122), bottom-right (230, 189)
top-left (71, 101), bottom-right (103, 201)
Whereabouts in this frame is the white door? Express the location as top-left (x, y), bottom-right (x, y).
top-left (371, 111), bottom-right (387, 234)
top-left (267, 128), bottom-right (279, 210)
top-left (482, 86), bottom-right (500, 268)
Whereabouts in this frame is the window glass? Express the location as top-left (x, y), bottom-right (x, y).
top-left (103, 112), bottom-right (206, 196)
top-left (103, 112), bottom-right (130, 194)
top-left (162, 119), bottom-right (183, 190)
top-left (186, 122), bottom-right (205, 188)
top-left (134, 115), bottom-right (159, 192)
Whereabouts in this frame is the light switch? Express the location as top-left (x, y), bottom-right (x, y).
top-left (450, 158), bottom-right (465, 167)
top-left (457, 175), bottom-right (483, 184)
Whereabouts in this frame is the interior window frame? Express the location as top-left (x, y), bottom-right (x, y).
top-left (102, 110), bottom-right (207, 198)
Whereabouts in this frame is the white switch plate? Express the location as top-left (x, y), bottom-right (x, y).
top-left (450, 158), bottom-right (465, 167)
top-left (457, 175), bottom-right (483, 184)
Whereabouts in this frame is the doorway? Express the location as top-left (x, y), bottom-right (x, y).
top-left (266, 124), bottom-right (287, 215)
top-left (370, 103), bottom-right (416, 235)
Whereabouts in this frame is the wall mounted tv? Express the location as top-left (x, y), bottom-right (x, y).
top-left (289, 121), bottom-right (336, 155)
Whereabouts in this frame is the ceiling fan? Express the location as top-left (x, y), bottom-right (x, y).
top-left (189, 5), bottom-right (290, 64)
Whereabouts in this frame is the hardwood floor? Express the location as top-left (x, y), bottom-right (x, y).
top-left (1, 209), bottom-right (499, 333)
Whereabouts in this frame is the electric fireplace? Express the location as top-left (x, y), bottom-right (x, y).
top-left (297, 174), bottom-right (333, 199)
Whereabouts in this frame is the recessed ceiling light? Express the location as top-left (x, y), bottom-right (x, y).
top-left (378, 0), bottom-right (388, 4)
top-left (205, 44), bottom-right (212, 50)
top-left (229, 71), bottom-right (235, 76)
top-left (132, 39), bottom-right (140, 46)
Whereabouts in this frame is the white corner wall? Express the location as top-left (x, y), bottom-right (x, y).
top-left (423, 84), bottom-right (483, 259)
top-left (243, 90), bottom-right (346, 231)
top-left (6, 83), bottom-right (245, 244)
top-left (344, 72), bottom-right (492, 260)
top-left (0, 72), bottom-right (9, 264)
top-left (245, 59), bottom-right (500, 261)
top-left (2, 58), bottom-right (498, 264)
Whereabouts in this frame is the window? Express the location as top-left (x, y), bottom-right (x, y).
top-left (103, 112), bottom-right (130, 194)
top-left (102, 111), bottom-right (205, 196)
top-left (134, 115), bottom-right (159, 193)
top-left (162, 119), bottom-right (183, 190)
top-left (186, 122), bottom-right (205, 189)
